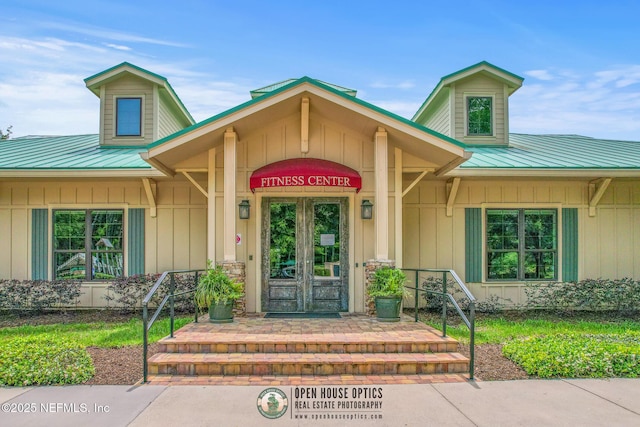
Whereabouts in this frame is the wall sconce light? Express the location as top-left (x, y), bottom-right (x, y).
top-left (238, 200), bottom-right (250, 220)
top-left (361, 200), bottom-right (373, 220)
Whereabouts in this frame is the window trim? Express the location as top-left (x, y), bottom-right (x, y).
top-left (114, 95), bottom-right (144, 138)
top-left (465, 94), bottom-right (495, 137)
top-left (481, 205), bottom-right (562, 283)
top-left (50, 207), bottom-right (127, 282)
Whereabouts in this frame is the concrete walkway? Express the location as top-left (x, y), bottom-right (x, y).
top-left (1, 379), bottom-right (639, 426)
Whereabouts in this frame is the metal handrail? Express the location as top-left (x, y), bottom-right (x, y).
top-left (402, 268), bottom-right (476, 380)
top-left (142, 269), bottom-right (205, 383)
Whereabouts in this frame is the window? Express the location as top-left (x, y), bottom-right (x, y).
top-left (467, 96), bottom-right (492, 136)
top-left (53, 210), bottom-right (124, 280)
top-left (116, 97), bottom-right (142, 136)
top-left (486, 209), bottom-right (557, 281)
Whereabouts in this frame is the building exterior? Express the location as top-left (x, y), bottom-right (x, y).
top-left (1, 61), bottom-right (639, 311)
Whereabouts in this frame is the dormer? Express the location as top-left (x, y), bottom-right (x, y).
top-left (84, 62), bottom-right (194, 146)
top-left (413, 61), bottom-right (523, 146)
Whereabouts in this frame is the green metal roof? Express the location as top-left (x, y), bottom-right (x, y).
top-left (0, 135), bottom-right (151, 169)
top-left (250, 78), bottom-right (357, 99)
top-left (148, 76), bottom-right (467, 150)
top-left (461, 134), bottom-right (640, 169)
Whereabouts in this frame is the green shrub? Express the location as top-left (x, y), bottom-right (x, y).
top-left (503, 334), bottom-right (640, 378)
top-left (0, 335), bottom-right (94, 386)
top-left (420, 276), bottom-right (510, 313)
top-left (194, 262), bottom-right (244, 308)
top-left (105, 273), bottom-right (198, 313)
top-left (524, 278), bottom-right (640, 312)
top-left (368, 267), bottom-right (408, 298)
top-left (0, 279), bottom-right (82, 312)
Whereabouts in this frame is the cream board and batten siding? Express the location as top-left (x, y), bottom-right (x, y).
top-left (403, 178), bottom-right (640, 305)
top-left (452, 75), bottom-right (507, 146)
top-left (101, 75), bottom-right (155, 146)
top-left (0, 180), bottom-right (208, 307)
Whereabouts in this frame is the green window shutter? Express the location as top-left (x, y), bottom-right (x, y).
top-left (31, 209), bottom-right (48, 280)
top-left (127, 208), bottom-right (145, 276)
top-left (562, 208), bottom-right (578, 282)
top-left (465, 208), bottom-right (482, 282)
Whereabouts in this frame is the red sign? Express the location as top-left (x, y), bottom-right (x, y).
top-left (250, 158), bottom-right (362, 193)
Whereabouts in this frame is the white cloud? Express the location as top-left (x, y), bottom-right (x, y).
top-left (368, 100), bottom-right (422, 118)
top-left (105, 43), bottom-right (132, 51)
top-left (510, 65), bottom-right (640, 140)
top-left (524, 69), bottom-right (554, 81)
top-left (41, 21), bottom-right (189, 48)
top-left (370, 80), bottom-right (416, 90)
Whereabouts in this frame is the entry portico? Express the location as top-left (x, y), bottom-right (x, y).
top-left (141, 77), bottom-right (469, 313)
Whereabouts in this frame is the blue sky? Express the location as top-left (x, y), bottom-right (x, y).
top-left (2, 0), bottom-right (640, 140)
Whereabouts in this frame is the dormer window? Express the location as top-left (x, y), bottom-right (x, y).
top-left (467, 96), bottom-right (492, 136)
top-left (115, 97), bottom-right (142, 137)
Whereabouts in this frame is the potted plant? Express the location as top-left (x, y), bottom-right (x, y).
top-left (367, 267), bottom-right (408, 322)
top-left (194, 260), bottom-right (244, 323)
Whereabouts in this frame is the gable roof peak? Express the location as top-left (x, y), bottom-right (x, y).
top-left (412, 61), bottom-right (524, 123)
top-left (83, 62), bottom-right (194, 125)
top-left (250, 77), bottom-right (357, 98)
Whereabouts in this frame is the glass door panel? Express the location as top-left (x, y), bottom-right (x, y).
top-left (262, 200), bottom-right (303, 312)
top-left (307, 199), bottom-right (348, 312)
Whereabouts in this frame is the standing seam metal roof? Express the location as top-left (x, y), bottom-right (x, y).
top-left (461, 134), bottom-right (640, 169)
top-left (0, 135), bottom-right (150, 169)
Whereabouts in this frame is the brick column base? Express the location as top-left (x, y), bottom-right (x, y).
top-left (218, 261), bottom-right (246, 317)
top-left (365, 259), bottom-right (395, 316)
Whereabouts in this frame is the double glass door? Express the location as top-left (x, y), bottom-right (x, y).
top-left (262, 198), bottom-right (348, 312)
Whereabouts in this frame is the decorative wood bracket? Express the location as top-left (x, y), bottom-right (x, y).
top-left (446, 177), bottom-right (461, 217)
top-left (177, 169), bottom-right (209, 199)
top-left (588, 178), bottom-right (612, 217)
top-left (402, 170), bottom-right (429, 197)
top-left (142, 178), bottom-right (157, 218)
top-left (301, 97), bottom-right (309, 153)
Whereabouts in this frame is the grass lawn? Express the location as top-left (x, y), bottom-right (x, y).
top-left (422, 313), bottom-right (640, 344)
top-left (421, 311), bottom-right (640, 378)
top-left (0, 316), bottom-right (193, 347)
top-left (0, 313), bottom-right (194, 386)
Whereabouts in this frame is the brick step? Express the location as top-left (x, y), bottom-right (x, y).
top-left (158, 332), bottom-right (459, 354)
top-left (147, 352), bottom-right (470, 376)
top-left (143, 373), bottom-right (471, 386)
